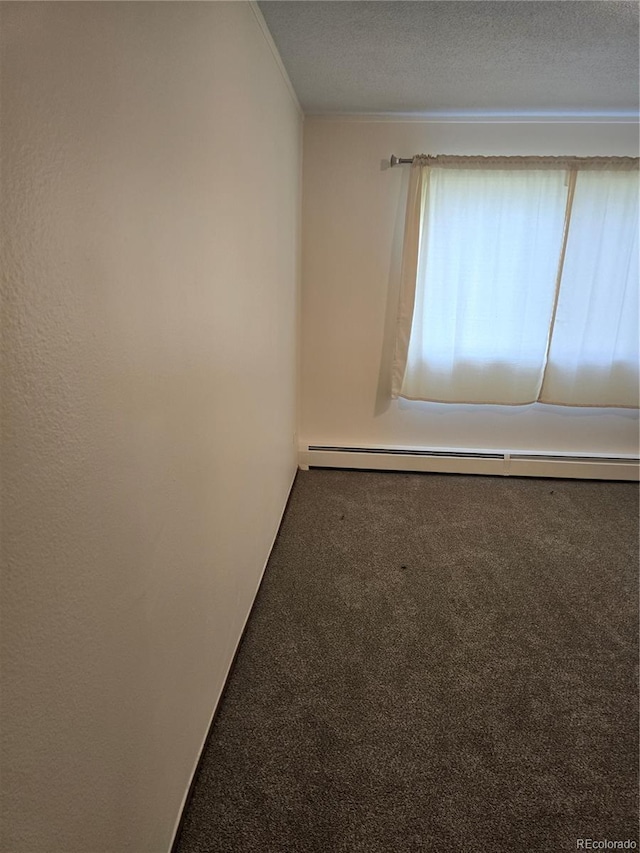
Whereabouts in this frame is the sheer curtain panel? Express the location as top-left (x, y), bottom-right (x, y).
top-left (392, 156), bottom-right (639, 408)
top-left (539, 170), bottom-right (639, 407)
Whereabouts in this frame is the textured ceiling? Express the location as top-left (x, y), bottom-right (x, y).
top-left (258, 1), bottom-right (639, 115)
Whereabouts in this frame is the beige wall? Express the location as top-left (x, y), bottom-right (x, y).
top-left (301, 118), bottom-right (639, 455)
top-left (0, 4), bottom-right (300, 852)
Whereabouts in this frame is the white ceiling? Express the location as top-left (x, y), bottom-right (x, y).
top-left (257, 1), bottom-right (639, 116)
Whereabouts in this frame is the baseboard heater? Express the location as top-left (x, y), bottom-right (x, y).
top-left (299, 445), bottom-right (639, 481)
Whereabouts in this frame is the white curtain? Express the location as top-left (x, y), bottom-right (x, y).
top-left (393, 158), bottom-right (639, 408)
top-left (539, 170), bottom-right (639, 407)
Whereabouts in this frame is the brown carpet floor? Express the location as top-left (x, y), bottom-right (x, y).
top-left (175, 470), bottom-right (639, 853)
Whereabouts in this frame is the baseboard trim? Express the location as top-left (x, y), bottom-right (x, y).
top-left (168, 467), bottom-right (299, 853)
top-left (299, 445), bottom-right (639, 481)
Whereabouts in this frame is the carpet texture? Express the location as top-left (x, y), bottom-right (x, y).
top-left (175, 470), bottom-right (639, 853)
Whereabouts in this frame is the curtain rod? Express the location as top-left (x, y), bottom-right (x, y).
top-left (389, 154), bottom-right (639, 170)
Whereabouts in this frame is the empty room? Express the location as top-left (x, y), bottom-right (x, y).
top-left (1, 2), bottom-right (638, 852)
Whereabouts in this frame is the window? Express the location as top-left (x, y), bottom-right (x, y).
top-left (391, 156), bottom-right (639, 408)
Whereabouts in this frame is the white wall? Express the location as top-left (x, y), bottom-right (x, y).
top-left (301, 118), bottom-right (639, 455)
top-left (0, 4), bottom-right (301, 852)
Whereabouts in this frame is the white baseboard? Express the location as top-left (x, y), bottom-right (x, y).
top-left (299, 445), bottom-right (639, 481)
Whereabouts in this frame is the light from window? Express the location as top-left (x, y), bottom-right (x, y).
top-left (394, 163), bottom-right (639, 408)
